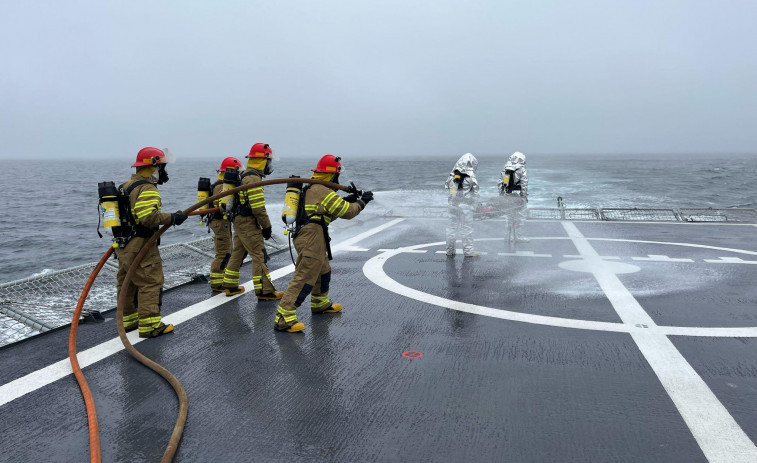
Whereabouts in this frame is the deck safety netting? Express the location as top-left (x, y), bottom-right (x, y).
top-left (0, 237), bottom-right (286, 348)
top-left (527, 209), bottom-right (601, 220)
top-left (679, 208), bottom-right (757, 223)
top-left (387, 206), bottom-right (757, 223)
top-left (600, 208), bottom-right (680, 221)
top-left (527, 208), bottom-right (562, 220)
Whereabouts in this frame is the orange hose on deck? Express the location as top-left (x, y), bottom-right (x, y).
top-left (68, 207), bottom-right (218, 463)
top-left (68, 247), bottom-right (112, 463)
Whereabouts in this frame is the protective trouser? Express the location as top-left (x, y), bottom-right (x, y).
top-left (504, 194), bottom-right (528, 239)
top-left (209, 219), bottom-right (232, 287)
top-left (446, 203), bottom-right (475, 254)
top-left (115, 237), bottom-right (165, 334)
top-left (276, 231), bottom-right (332, 328)
top-left (223, 215), bottom-right (275, 294)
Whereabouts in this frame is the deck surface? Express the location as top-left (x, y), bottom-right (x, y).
top-left (1, 217), bottom-right (757, 462)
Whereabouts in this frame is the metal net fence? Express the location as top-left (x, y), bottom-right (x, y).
top-left (679, 208), bottom-right (757, 223)
top-left (386, 205), bottom-right (757, 223)
top-left (0, 236), bottom-right (286, 348)
top-left (600, 208), bottom-right (680, 221)
top-left (527, 208), bottom-right (601, 220)
top-left (527, 208), bottom-right (562, 220)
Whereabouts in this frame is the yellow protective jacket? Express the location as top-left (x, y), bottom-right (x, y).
top-left (236, 169), bottom-right (271, 229)
top-left (121, 174), bottom-right (174, 231)
top-left (294, 184), bottom-right (363, 257)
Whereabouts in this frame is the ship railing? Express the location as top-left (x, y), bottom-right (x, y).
top-left (0, 237), bottom-right (287, 348)
top-left (384, 206), bottom-right (757, 223)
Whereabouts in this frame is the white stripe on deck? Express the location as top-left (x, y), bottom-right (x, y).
top-left (0, 218), bottom-right (404, 408)
top-left (631, 254), bottom-right (694, 263)
top-left (497, 251), bottom-right (552, 257)
top-left (703, 257), bottom-right (757, 265)
top-left (562, 221), bottom-right (757, 463)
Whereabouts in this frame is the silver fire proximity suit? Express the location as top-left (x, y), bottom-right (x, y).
top-left (498, 152), bottom-right (529, 241)
top-left (445, 153), bottom-right (479, 256)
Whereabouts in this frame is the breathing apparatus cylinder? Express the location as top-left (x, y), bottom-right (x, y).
top-left (282, 175), bottom-right (302, 226)
top-left (98, 181), bottom-right (121, 231)
top-left (197, 177), bottom-right (211, 210)
top-left (221, 167), bottom-right (241, 219)
top-left (449, 172), bottom-right (461, 197)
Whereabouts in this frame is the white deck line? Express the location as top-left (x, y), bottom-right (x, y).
top-left (561, 221), bottom-right (757, 463)
top-left (0, 218), bottom-right (404, 408)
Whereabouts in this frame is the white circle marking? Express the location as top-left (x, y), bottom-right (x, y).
top-left (362, 237), bottom-right (757, 337)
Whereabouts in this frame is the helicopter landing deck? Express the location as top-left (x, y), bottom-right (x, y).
top-left (1, 217), bottom-right (757, 462)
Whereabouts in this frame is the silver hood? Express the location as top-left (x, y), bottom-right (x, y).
top-left (451, 153), bottom-right (478, 177)
top-left (503, 151), bottom-right (525, 170)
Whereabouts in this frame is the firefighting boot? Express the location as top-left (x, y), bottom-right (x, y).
top-left (257, 291), bottom-right (284, 301)
top-left (225, 286), bottom-right (246, 297)
top-left (211, 284), bottom-right (226, 293)
top-left (274, 313), bottom-right (305, 333)
top-left (139, 322), bottom-right (174, 339)
top-left (312, 303), bottom-right (342, 314)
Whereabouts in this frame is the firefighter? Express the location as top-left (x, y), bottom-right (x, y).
top-left (222, 143), bottom-right (282, 300)
top-left (208, 157), bottom-right (242, 292)
top-left (116, 147), bottom-right (188, 338)
top-left (498, 151), bottom-right (529, 242)
top-left (445, 153), bottom-right (481, 257)
top-left (275, 154), bottom-right (373, 332)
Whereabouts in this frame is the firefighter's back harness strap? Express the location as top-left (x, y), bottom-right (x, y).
top-left (208, 180), bottom-right (224, 221)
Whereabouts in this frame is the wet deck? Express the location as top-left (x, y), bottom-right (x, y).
top-left (2, 217), bottom-right (757, 462)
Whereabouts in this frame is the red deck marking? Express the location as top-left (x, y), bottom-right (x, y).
top-left (402, 351), bottom-right (423, 359)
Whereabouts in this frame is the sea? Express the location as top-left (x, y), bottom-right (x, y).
top-left (0, 153), bottom-right (755, 283)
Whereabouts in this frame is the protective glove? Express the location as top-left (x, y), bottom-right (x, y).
top-left (262, 226), bottom-right (272, 240)
top-left (172, 211), bottom-right (188, 226)
top-left (360, 191), bottom-right (374, 205)
top-left (343, 193), bottom-right (359, 203)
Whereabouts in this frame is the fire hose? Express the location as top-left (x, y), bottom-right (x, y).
top-left (71, 178), bottom-right (349, 462)
top-left (70, 207), bottom-right (217, 463)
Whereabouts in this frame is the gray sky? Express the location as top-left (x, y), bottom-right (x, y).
top-left (1, 0), bottom-right (755, 159)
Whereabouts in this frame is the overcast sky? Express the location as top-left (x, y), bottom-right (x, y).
top-left (1, 0), bottom-right (755, 160)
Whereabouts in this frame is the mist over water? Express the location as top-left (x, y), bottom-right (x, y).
top-left (0, 154), bottom-right (754, 283)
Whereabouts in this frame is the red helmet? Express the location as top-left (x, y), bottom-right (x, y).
top-left (312, 154), bottom-right (343, 173)
top-left (132, 147), bottom-right (166, 167)
top-left (247, 143), bottom-right (273, 159)
top-left (218, 156), bottom-right (242, 172)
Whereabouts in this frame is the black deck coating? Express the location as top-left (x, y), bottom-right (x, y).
top-left (1, 218), bottom-right (756, 462)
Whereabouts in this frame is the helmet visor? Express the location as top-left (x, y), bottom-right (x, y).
top-left (163, 148), bottom-right (177, 164)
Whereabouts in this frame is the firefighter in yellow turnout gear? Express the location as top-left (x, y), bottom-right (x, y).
top-left (222, 143), bottom-right (283, 300)
top-left (208, 157), bottom-right (242, 292)
top-left (116, 147), bottom-right (188, 338)
top-left (275, 154), bottom-right (373, 332)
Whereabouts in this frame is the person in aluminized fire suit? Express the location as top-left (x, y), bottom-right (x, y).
top-left (498, 151), bottom-right (529, 242)
top-left (445, 153), bottom-right (481, 257)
